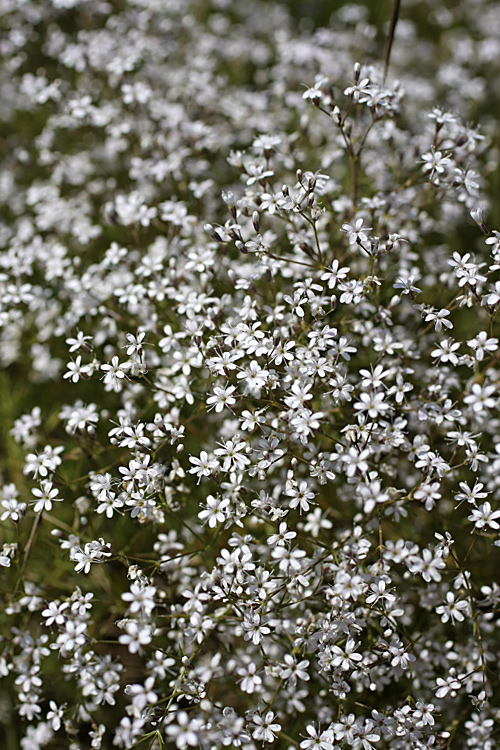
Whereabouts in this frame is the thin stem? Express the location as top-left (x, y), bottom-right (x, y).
top-left (383, 0), bottom-right (402, 83)
top-left (13, 511), bottom-right (42, 598)
top-left (351, 153), bottom-right (358, 209)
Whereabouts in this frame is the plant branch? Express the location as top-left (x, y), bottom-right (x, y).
top-left (383, 0), bottom-right (402, 83)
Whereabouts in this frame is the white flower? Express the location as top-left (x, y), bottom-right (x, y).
top-left (189, 451), bottom-right (220, 483)
top-left (56, 620), bottom-right (87, 655)
top-left (125, 676), bottom-right (158, 713)
top-left (237, 662), bottom-right (262, 694)
top-left (454, 481), bottom-right (488, 507)
top-left (408, 548), bottom-right (446, 582)
top-left (284, 381), bottom-right (313, 409)
top-left (63, 355), bottom-right (93, 383)
top-left (198, 495), bottom-right (230, 527)
top-left (267, 522), bottom-right (296, 547)
top-left (435, 673), bottom-right (462, 698)
top-left (206, 385), bottom-right (237, 412)
top-left (100, 356), bottom-right (129, 391)
top-left (436, 592), bottom-right (469, 623)
top-left (330, 638), bottom-right (363, 670)
top-left (321, 260), bottom-right (350, 289)
top-left (280, 654), bottom-right (310, 684)
top-left (463, 382), bottom-right (497, 412)
top-left (252, 711), bottom-right (281, 743)
top-left (421, 149), bottom-right (452, 176)
top-left (165, 711), bottom-right (202, 749)
top-left (300, 725), bottom-right (335, 750)
top-left (431, 338), bottom-right (461, 365)
top-left (31, 480), bottom-right (62, 513)
top-left (341, 217), bottom-right (372, 245)
top-left (71, 539), bottom-right (111, 574)
top-left (424, 308), bottom-right (453, 331)
top-left (214, 438), bottom-right (251, 471)
top-left (118, 621), bottom-right (153, 654)
top-left (467, 331), bottom-right (498, 361)
top-left (393, 275), bottom-right (421, 296)
top-left (286, 481), bottom-right (316, 513)
top-left (46, 701), bottom-right (66, 731)
top-left (242, 613), bottom-right (270, 645)
top-left (468, 501), bottom-right (500, 531)
top-left (354, 391), bottom-right (392, 418)
top-left (284, 290), bottom-right (307, 318)
top-left (42, 600), bottom-right (69, 626)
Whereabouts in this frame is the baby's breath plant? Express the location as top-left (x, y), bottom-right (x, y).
top-left (2, 0), bottom-right (500, 749)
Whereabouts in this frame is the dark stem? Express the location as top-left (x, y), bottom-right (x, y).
top-left (383, 0), bottom-right (401, 83)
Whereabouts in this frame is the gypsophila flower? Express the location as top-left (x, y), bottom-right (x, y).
top-left (463, 382), bottom-right (497, 412)
top-left (100, 357), bottom-right (129, 391)
top-left (280, 654), bottom-right (310, 685)
top-left (468, 502), bottom-right (500, 531)
top-left (268, 522), bottom-right (296, 546)
top-left (485, 229), bottom-right (500, 254)
top-left (436, 592), bottom-right (469, 624)
top-left (321, 260), bottom-right (350, 289)
top-left (300, 725), bottom-right (335, 750)
top-left (424, 308), bottom-right (453, 331)
top-left (206, 385), bottom-right (237, 412)
top-left (189, 451), bottom-right (220, 483)
top-left (237, 662), bottom-right (262, 694)
top-left (214, 437), bottom-right (251, 471)
top-left (46, 701), bottom-right (66, 732)
top-left (42, 600), bottom-right (69, 626)
top-left (118, 621), bottom-right (153, 654)
top-left (71, 539), bottom-right (111, 574)
top-left (63, 355), bottom-right (94, 383)
top-left (242, 613), bottom-right (271, 645)
top-left (2, 5), bottom-right (500, 747)
top-left (24, 446), bottom-right (63, 478)
top-left (454, 481), bottom-right (488, 507)
top-left (1, 487), bottom-right (27, 521)
top-left (354, 391), bottom-right (392, 418)
top-left (431, 338), bottom-right (461, 365)
top-left (421, 150), bottom-right (452, 177)
top-left (0, 553), bottom-right (11, 568)
top-left (31, 481), bottom-right (62, 513)
top-left (252, 711), bottom-right (281, 743)
top-left (330, 638), bottom-right (363, 670)
top-left (409, 547), bottom-right (447, 582)
top-left (198, 494), bottom-right (230, 527)
top-left (165, 711), bottom-right (202, 749)
top-left (286, 481), bottom-right (316, 513)
top-left (467, 331), bottom-right (498, 361)
top-left (342, 218), bottom-right (372, 245)
top-left (66, 331), bottom-right (93, 353)
top-left (393, 275), bottom-right (422, 296)
top-left (436, 673), bottom-right (462, 698)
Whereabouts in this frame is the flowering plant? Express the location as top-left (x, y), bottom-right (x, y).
top-left (1, 0), bottom-right (500, 748)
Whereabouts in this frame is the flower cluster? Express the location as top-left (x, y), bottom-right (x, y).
top-left (1, 0), bottom-right (500, 749)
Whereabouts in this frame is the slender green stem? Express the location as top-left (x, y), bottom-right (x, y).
top-left (13, 511), bottom-right (42, 598)
top-left (383, 0), bottom-right (402, 83)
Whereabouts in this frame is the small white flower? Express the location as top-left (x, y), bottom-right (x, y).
top-left (252, 711), bottom-right (281, 743)
top-left (468, 501), bottom-right (500, 531)
top-left (206, 385), bottom-right (237, 412)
